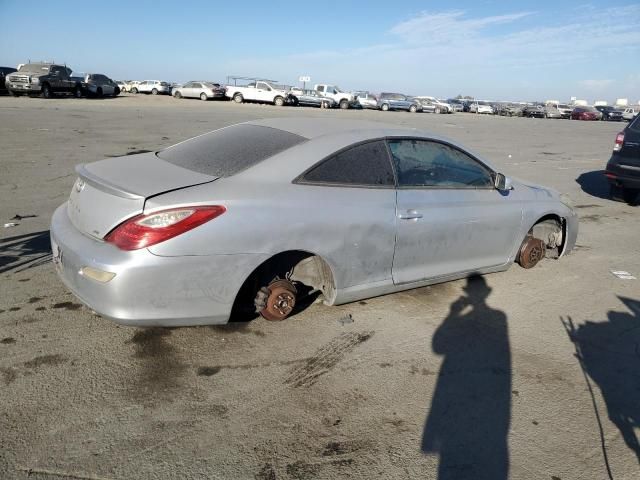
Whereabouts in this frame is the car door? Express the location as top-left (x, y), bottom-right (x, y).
top-left (99, 75), bottom-right (114, 95)
top-left (389, 138), bottom-right (523, 284)
top-left (193, 82), bottom-right (205, 98)
top-left (255, 82), bottom-right (272, 102)
top-left (49, 66), bottom-right (63, 91)
top-left (295, 140), bottom-right (397, 287)
top-left (397, 94), bottom-right (410, 110)
top-left (182, 82), bottom-right (194, 98)
top-left (308, 91), bottom-right (322, 106)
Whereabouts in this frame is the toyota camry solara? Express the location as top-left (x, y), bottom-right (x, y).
top-left (50, 118), bottom-right (578, 326)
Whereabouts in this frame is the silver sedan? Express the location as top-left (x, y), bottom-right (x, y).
top-left (50, 118), bottom-right (578, 327)
top-left (173, 81), bottom-right (226, 101)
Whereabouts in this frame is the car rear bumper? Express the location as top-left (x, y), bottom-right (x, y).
top-left (50, 203), bottom-right (268, 327)
top-left (605, 168), bottom-right (640, 188)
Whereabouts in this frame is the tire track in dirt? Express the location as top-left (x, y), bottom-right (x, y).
top-left (285, 331), bottom-right (374, 388)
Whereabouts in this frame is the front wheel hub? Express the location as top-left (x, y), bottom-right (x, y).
top-left (518, 237), bottom-right (546, 269)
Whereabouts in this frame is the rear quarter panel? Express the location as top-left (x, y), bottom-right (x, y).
top-left (145, 134), bottom-right (400, 289)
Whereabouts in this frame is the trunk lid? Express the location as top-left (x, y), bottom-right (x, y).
top-left (67, 152), bottom-right (217, 239)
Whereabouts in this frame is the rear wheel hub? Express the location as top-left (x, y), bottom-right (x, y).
top-left (256, 279), bottom-right (297, 321)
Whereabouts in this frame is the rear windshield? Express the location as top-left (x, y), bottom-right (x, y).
top-left (157, 124), bottom-right (307, 176)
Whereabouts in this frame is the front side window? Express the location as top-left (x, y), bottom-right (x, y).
top-left (301, 141), bottom-right (394, 187)
top-left (388, 139), bottom-right (493, 188)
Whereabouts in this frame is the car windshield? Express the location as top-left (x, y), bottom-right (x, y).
top-left (157, 124), bottom-right (308, 177)
top-left (334, 86), bottom-right (344, 93)
top-left (18, 64), bottom-right (50, 73)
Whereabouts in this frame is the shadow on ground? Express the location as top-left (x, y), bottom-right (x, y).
top-left (422, 276), bottom-right (511, 480)
top-left (564, 296), bottom-right (640, 466)
top-left (576, 170), bottom-right (611, 201)
top-left (0, 230), bottom-right (51, 274)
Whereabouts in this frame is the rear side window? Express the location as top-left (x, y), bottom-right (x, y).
top-left (628, 114), bottom-right (640, 133)
top-left (157, 124), bottom-right (307, 177)
top-left (300, 141), bottom-right (394, 187)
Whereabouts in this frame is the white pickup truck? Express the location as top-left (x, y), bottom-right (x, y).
top-left (314, 84), bottom-right (356, 109)
top-left (225, 80), bottom-right (288, 106)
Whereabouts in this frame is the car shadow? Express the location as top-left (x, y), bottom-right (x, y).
top-left (0, 230), bottom-right (51, 274)
top-left (575, 170), bottom-right (610, 200)
top-left (563, 296), bottom-right (640, 466)
top-left (422, 276), bottom-right (511, 480)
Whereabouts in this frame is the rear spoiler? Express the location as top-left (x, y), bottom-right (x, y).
top-left (75, 164), bottom-right (144, 200)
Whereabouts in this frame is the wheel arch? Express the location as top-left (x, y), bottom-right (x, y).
top-left (526, 213), bottom-right (566, 257)
top-left (230, 249), bottom-right (337, 319)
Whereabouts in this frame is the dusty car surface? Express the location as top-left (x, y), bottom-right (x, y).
top-left (50, 118), bottom-right (578, 327)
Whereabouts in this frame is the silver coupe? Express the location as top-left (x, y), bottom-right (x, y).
top-left (50, 118), bottom-right (578, 326)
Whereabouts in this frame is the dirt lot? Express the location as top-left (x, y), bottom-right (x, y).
top-left (1, 94), bottom-right (639, 480)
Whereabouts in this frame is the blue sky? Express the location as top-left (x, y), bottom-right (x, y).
top-left (1, 0), bottom-right (638, 102)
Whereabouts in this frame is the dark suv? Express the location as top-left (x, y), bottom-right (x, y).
top-left (595, 105), bottom-right (624, 121)
top-left (605, 115), bottom-right (640, 204)
top-left (377, 92), bottom-right (421, 113)
top-left (0, 66), bottom-right (17, 94)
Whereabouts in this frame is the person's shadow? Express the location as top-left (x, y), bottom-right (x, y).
top-left (422, 276), bottom-right (511, 480)
top-left (564, 296), bottom-right (640, 465)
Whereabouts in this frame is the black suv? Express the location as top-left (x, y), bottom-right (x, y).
top-left (606, 115), bottom-right (640, 204)
top-left (595, 105), bottom-right (624, 121)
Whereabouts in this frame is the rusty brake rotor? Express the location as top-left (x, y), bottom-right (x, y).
top-left (257, 279), bottom-right (297, 321)
top-left (518, 236), bottom-right (546, 269)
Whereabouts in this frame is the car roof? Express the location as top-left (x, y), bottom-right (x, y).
top-left (241, 118), bottom-right (497, 170)
top-left (245, 118), bottom-right (421, 140)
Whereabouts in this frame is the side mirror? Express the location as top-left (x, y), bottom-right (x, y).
top-left (494, 173), bottom-right (513, 191)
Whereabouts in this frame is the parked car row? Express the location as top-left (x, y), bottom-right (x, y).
top-left (4, 64), bottom-right (639, 123)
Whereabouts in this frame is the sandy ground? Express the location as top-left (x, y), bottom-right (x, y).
top-left (1, 94), bottom-right (639, 480)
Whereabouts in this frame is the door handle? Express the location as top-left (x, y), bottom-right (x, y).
top-left (398, 210), bottom-right (423, 220)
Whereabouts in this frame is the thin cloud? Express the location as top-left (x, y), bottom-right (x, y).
top-left (389, 10), bottom-right (533, 44)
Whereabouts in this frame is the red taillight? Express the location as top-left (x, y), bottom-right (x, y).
top-left (105, 206), bottom-right (226, 251)
top-left (613, 132), bottom-right (625, 152)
